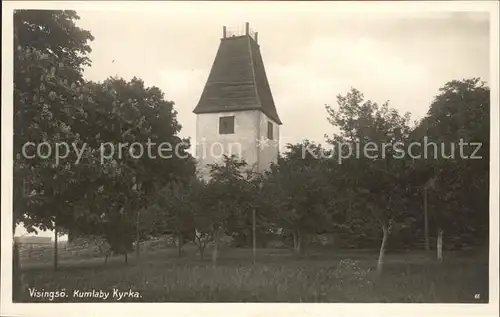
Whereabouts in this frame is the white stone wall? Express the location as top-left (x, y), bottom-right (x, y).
top-left (257, 112), bottom-right (280, 173)
top-left (196, 110), bottom-right (259, 179)
top-left (195, 110), bottom-right (280, 179)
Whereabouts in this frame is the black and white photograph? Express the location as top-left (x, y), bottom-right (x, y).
top-left (1, 1), bottom-right (499, 316)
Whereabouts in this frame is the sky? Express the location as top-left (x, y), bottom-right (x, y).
top-left (14, 4), bottom-right (491, 238)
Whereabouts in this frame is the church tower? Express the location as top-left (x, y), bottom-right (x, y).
top-left (193, 23), bottom-right (282, 178)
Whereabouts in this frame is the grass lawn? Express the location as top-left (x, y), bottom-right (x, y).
top-left (17, 247), bottom-right (489, 303)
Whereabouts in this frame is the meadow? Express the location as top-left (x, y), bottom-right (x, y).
top-left (17, 245), bottom-right (489, 303)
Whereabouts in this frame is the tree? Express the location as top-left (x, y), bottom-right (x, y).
top-left (14, 10), bottom-right (96, 271)
top-left (207, 156), bottom-right (268, 248)
top-left (68, 77), bottom-right (196, 262)
top-left (203, 155), bottom-right (253, 264)
top-left (325, 88), bottom-right (413, 274)
top-left (14, 9), bottom-right (95, 232)
top-left (14, 9), bottom-right (196, 267)
top-left (262, 142), bottom-right (334, 256)
top-left (147, 179), bottom-right (198, 257)
top-left (410, 78), bottom-right (490, 255)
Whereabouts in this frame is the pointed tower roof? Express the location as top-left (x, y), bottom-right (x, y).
top-left (193, 23), bottom-right (282, 125)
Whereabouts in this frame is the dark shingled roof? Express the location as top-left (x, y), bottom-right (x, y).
top-left (193, 35), bottom-right (282, 125)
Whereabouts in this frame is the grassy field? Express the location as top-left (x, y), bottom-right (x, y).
top-left (17, 246), bottom-right (489, 303)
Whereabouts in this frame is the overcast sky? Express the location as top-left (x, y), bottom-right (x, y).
top-left (76, 8), bottom-right (489, 151)
top-left (13, 4), bottom-right (491, 238)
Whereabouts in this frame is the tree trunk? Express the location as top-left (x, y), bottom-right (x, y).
top-left (252, 209), bottom-right (256, 264)
top-left (212, 232), bottom-right (220, 267)
top-left (292, 230), bottom-right (302, 256)
top-left (13, 240), bottom-right (24, 301)
top-left (437, 228), bottom-right (443, 262)
top-left (297, 234), bottom-right (302, 255)
top-left (124, 252), bottom-right (128, 264)
top-left (347, 190), bottom-right (352, 221)
top-left (177, 233), bottom-right (183, 257)
top-left (212, 244), bottom-right (218, 267)
top-left (135, 210), bottom-right (140, 261)
top-left (54, 225), bottom-right (58, 271)
top-left (199, 246), bottom-right (205, 260)
top-left (377, 224), bottom-right (389, 276)
top-left (423, 187), bottom-right (430, 251)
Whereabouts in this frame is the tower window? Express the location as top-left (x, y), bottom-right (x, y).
top-left (219, 116), bottom-right (235, 134)
top-left (267, 121), bottom-right (273, 140)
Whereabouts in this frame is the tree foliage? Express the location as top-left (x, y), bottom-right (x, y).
top-left (14, 11), bottom-right (195, 258)
top-left (14, 10), bottom-right (95, 233)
